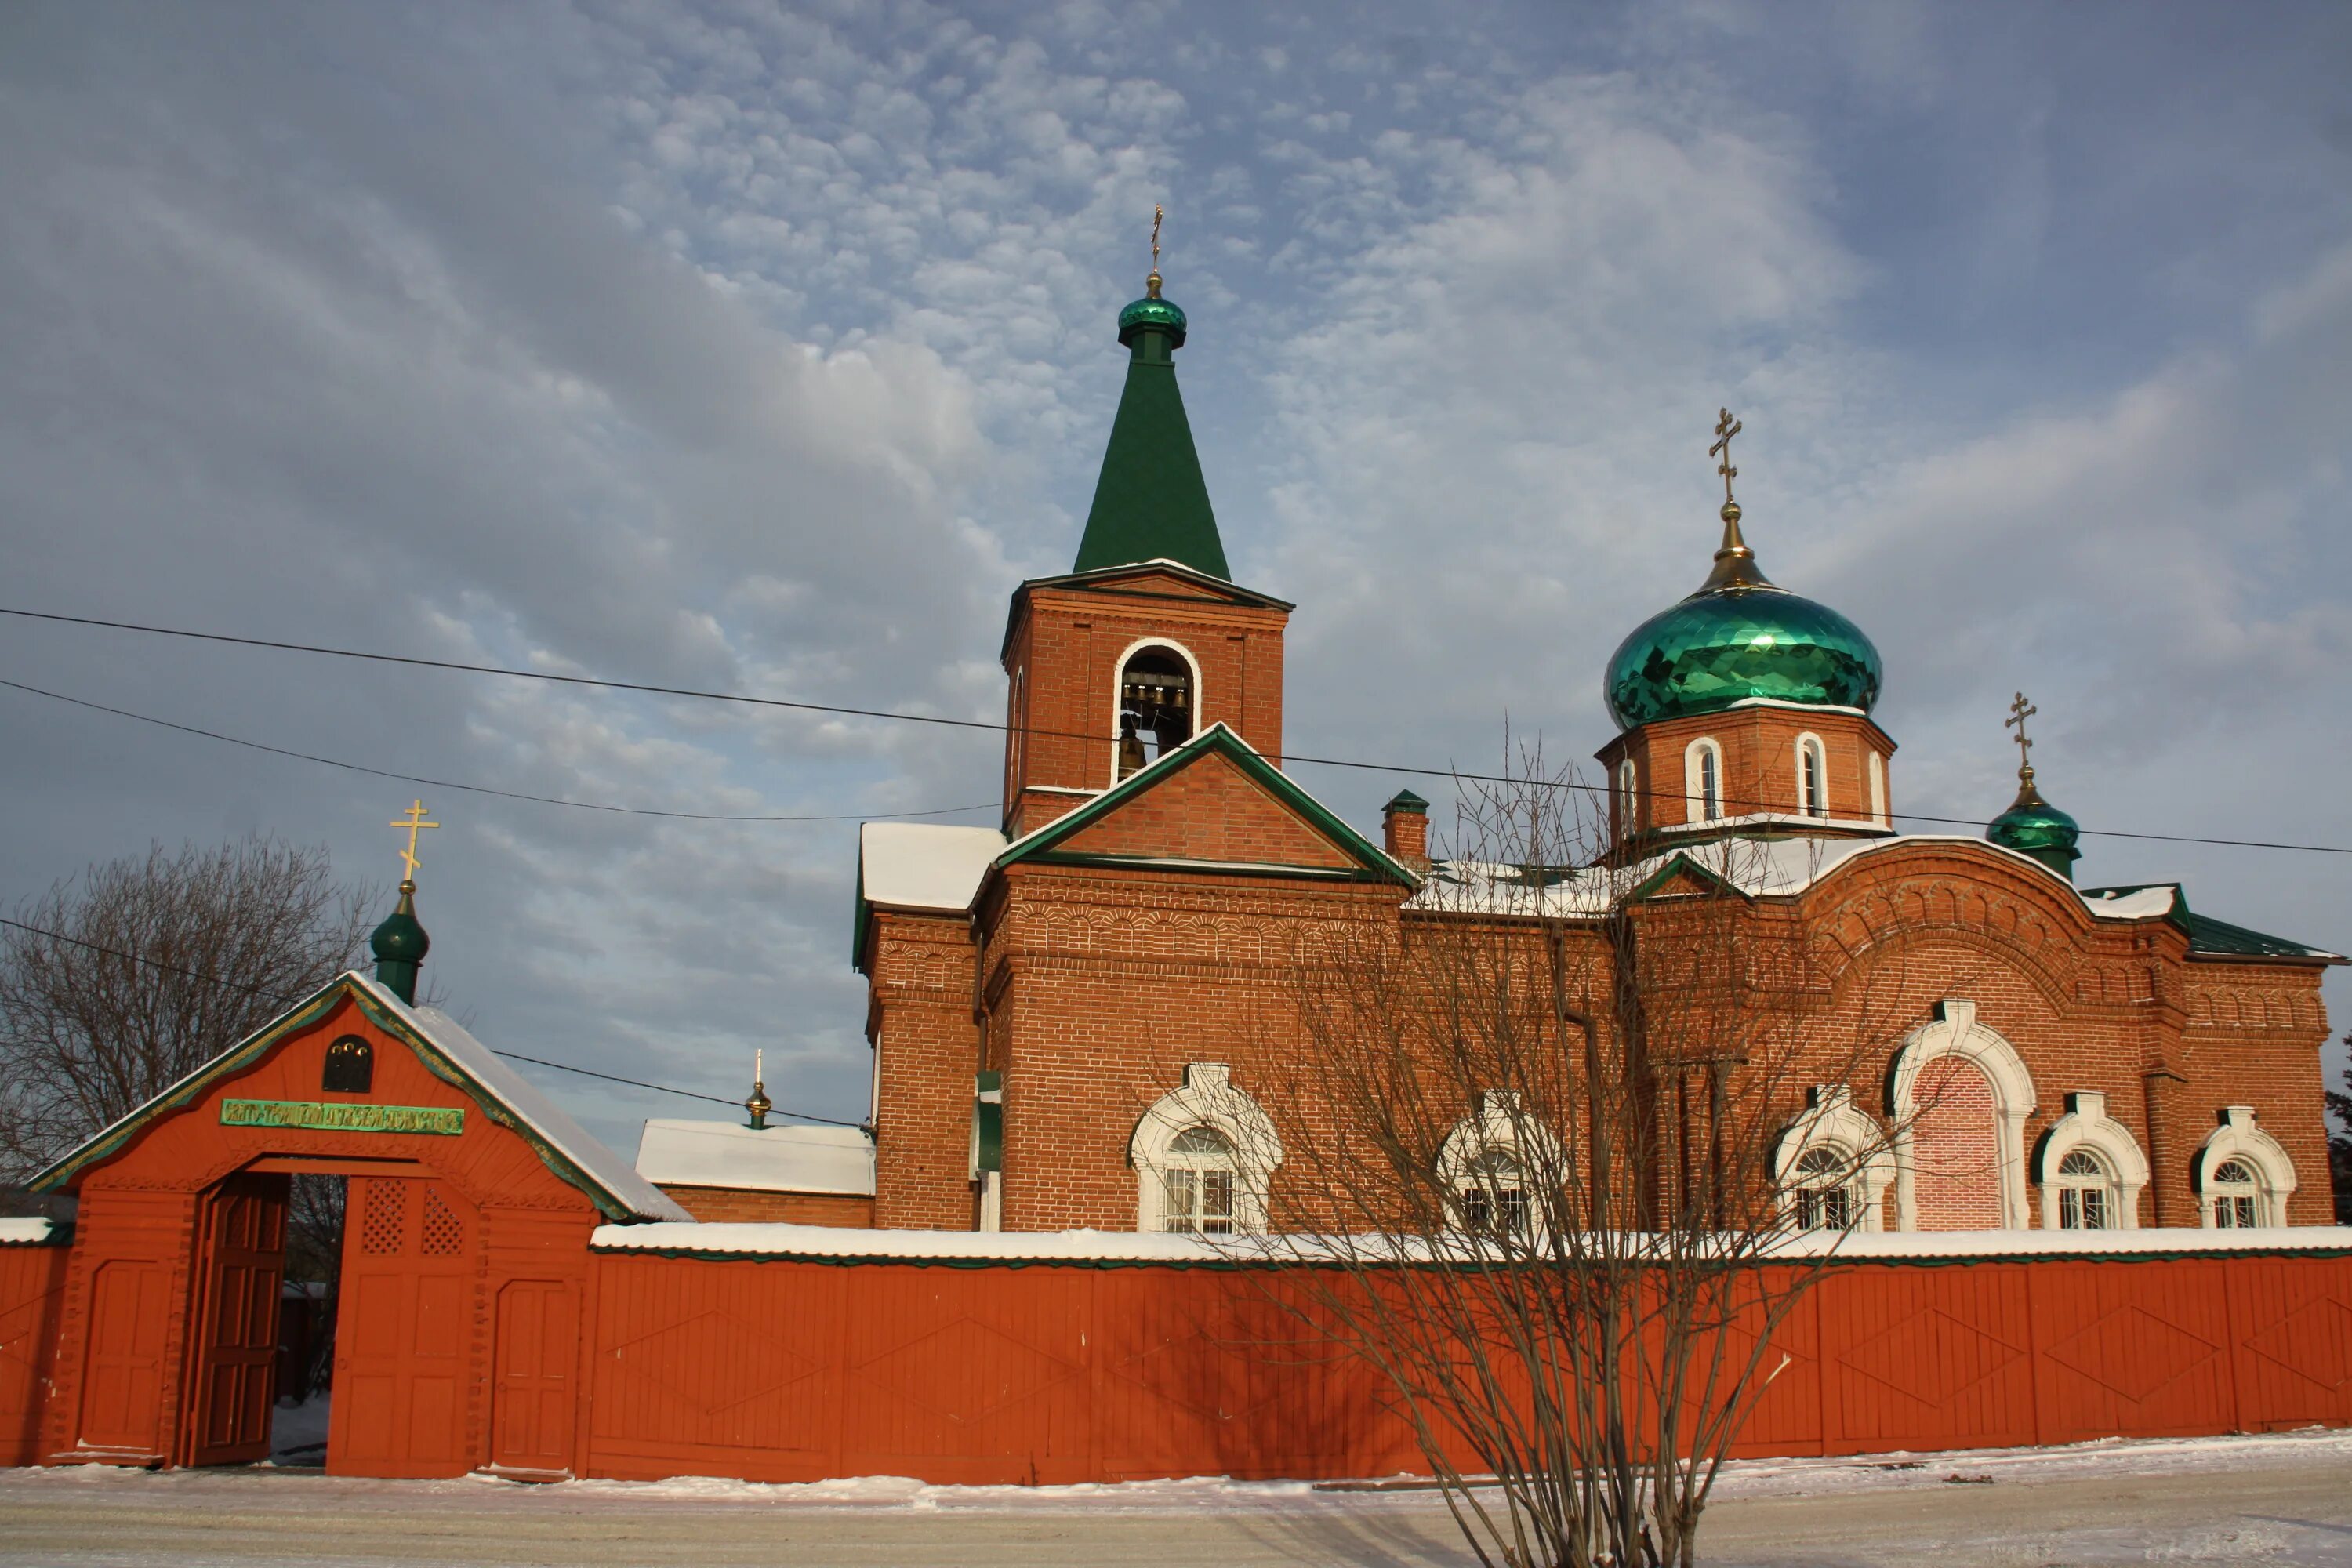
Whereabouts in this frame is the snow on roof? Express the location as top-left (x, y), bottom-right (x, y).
top-left (2080, 885), bottom-right (2183, 921)
top-left (0, 1218), bottom-right (65, 1246)
top-left (635, 1119), bottom-right (875, 1196)
top-left (858, 822), bottom-right (1007, 913)
top-left (353, 976), bottom-right (692, 1223)
top-left (590, 1220), bottom-right (2352, 1265)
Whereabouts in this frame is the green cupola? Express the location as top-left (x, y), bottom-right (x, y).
top-left (1071, 218), bottom-right (1229, 579)
top-left (370, 881), bottom-right (430, 1005)
top-left (1603, 495), bottom-right (1882, 730)
top-left (1986, 694), bottom-right (2080, 880)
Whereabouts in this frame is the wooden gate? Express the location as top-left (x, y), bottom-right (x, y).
top-left (491, 1279), bottom-right (579, 1477)
top-left (182, 1174), bottom-right (289, 1465)
top-left (330, 1176), bottom-right (477, 1477)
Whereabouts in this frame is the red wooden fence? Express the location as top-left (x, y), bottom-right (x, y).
top-left (5, 1225), bottom-right (2348, 1483)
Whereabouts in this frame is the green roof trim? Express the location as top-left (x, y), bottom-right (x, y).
top-left (1072, 294), bottom-right (1229, 579)
top-left (30, 975), bottom-right (649, 1219)
top-left (2079, 884), bottom-right (2343, 964)
top-left (995, 723), bottom-right (1418, 888)
top-left (1624, 851), bottom-right (1749, 905)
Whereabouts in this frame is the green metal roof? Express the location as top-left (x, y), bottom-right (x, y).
top-left (2079, 884), bottom-right (2343, 964)
top-left (1071, 293), bottom-right (1229, 579)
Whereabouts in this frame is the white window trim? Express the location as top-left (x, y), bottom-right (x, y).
top-left (1131, 1063), bottom-right (1280, 1234)
top-left (1888, 999), bottom-right (2038, 1231)
top-left (1437, 1091), bottom-right (1566, 1234)
top-left (1794, 731), bottom-right (1829, 819)
top-left (1682, 738), bottom-right (1725, 825)
top-left (2193, 1106), bottom-right (2297, 1229)
top-left (1867, 751), bottom-right (1887, 826)
top-left (1108, 636), bottom-right (1204, 787)
top-left (1616, 757), bottom-right (1639, 840)
top-left (2031, 1091), bottom-right (2147, 1231)
top-left (1773, 1085), bottom-right (1894, 1232)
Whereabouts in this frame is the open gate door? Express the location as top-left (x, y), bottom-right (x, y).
top-left (330, 1176), bottom-right (477, 1478)
top-left (183, 1172), bottom-right (289, 1466)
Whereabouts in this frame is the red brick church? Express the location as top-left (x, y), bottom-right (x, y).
top-left (637, 268), bottom-right (2342, 1241)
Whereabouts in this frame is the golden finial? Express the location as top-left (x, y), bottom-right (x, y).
top-left (1710, 407), bottom-right (1743, 514)
top-left (1145, 204), bottom-right (1164, 299)
top-left (2005, 692), bottom-right (2038, 782)
top-left (388, 799), bottom-right (439, 888)
top-left (746, 1046), bottom-right (771, 1131)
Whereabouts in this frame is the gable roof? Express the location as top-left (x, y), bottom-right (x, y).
top-left (31, 972), bottom-right (691, 1222)
top-left (993, 722), bottom-right (1417, 887)
top-left (635, 1119), bottom-right (876, 1197)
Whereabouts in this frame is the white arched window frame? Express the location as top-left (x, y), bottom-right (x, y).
top-left (2032, 1090), bottom-right (2148, 1231)
top-left (1682, 738), bottom-right (1724, 824)
top-left (2193, 1106), bottom-right (2296, 1229)
top-left (1109, 637), bottom-right (1205, 787)
top-left (1131, 1063), bottom-right (1281, 1235)
top-left (1795, 732), bottom-right (1829, 819)
top-left (1438, 1091), bottom-right (1567, 1237)
top-left (1616, 757), bottom-right (1639, 840)
top-left (1005, 665), bottom-right (1027, 804)
top-left (1887, 999), bottom-right (2038, 1231)
top-left (1772, 1085), bottom-right (1895, 1232)
top-left (1867, 751), bottom-right (1888, 826)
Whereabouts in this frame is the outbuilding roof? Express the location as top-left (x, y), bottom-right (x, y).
top-left (31, 971), bottom-right (691, 1223)
top-left (634, 1118), bottom-right (875, 1197)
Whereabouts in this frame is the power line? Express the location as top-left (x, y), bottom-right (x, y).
top-left (0, 915), bottom-right (852, 1127)
top-left (0, 677), bottom-right (993, 825)
top-left (5, 604), bottom-right (2350, 858)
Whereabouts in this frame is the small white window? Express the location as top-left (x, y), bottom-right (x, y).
top-left (2209, 1158), bottom-right (2261, 1229)
top-left (1867, 751), bottom-right (1887, 826)
top-left (1161, 1125), bottom-right (1237, 1235)
top-left (1793, 1145), bottom-right (1855, 1231)
top-left (1458, 1148), bottom-right (1528, 1236)
top-left (2053, 1149), bottom-right (2114, 1230)
top-left (1616, 758), bottom-right (1639, 839)
top-left (1683, 738), bottom-right (1724, 824)
top-left (1796, 735), bottom-right (1828, 819)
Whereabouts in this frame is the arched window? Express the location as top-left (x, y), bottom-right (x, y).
top-left (1616, 758), bottom-right (1639, 840)
top-left (2053, 1149), bottom-right (2114, 1230)
top-left (1889, 1000), bottom-right (2037, 1231)
top-left (322, 1035), bottom-right (373, 1094)
top-left (1867, 751), bottom-right (1887, 826)
top-left (1131, 1064), bottom-right (1280, 1235)
top-left (1682, 738), bottom-right (1723, 824)
top-left (1458, 1148), bottom-right (1528, 1236)
top-left (2209, 1160), bottom-right (2261, 1229)
top-left (1115, 643), bottom-right (1196, 779)
top-left (2193, 1105), bottom-right (2296, 1229)
top-left (1792, 1145), bottom-right (1854, 1231)
top-left (1795, 734), bottom-right (1828, 819)
top-left (1160, 1126), bottom-right (1237, 1235)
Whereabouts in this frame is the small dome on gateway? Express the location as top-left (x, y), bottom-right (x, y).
top-left (1603, 412), bottom-right (1882, 730)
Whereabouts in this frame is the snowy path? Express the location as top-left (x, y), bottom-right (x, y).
top-left (2, 1430), bottom-right (2348, 1565)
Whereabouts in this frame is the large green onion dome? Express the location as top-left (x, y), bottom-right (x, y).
top-left (1987, 766), bottom-right (2081, 880)
top-left (1603, 500), bottom-right (1883, 729)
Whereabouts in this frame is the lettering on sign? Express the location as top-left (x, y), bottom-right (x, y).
top-left (219, 1098), bottom-right (464, 1136)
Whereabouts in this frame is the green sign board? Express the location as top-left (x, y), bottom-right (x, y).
top-left (220, 1098), bottom-right (463, 1136)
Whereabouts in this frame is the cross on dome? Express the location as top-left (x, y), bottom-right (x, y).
top-left (1710, 407), bottom-right (1742, 507)
top-left (389, 798), bottom-right (439, 886)
top-left (2005, 692), bottom-right (2038, 777)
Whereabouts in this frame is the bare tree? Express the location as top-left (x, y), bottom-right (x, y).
top-left (0, 837), bottom-right (377, 1181)
top-left (1225, 750), bottom-right (1926, 1568)
top-left (2328, 1031), bottom-right (2351, 1225)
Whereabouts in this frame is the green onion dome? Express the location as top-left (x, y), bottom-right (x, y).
top-left (1117, 292), bottom-right (1187, 348)
top-left (1603, 501), bottom-right (1882, 729)
top-left (1987, 769), bottom-right (2081, 880)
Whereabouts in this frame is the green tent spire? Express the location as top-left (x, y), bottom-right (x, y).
top-left (1072, 230), bottom-right (1229, 579)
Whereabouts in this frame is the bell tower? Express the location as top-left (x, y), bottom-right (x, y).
top-left (999, 216), bottom-right (1292, 838)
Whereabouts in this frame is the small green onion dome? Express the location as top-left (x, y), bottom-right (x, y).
top-left (370, 891), bottom-right (429, 965)
top-left (1987, 770), bottom-right (2081, 880)
top-left (1117, 293), bottom-right (1187, 349)
top-left (1603, 501), bottom-right (1882, 730)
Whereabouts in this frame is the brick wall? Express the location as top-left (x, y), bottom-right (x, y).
top-left (865, 908), bottom-right (982, 1230)
top-left (1910, 1057), bottom-right (2003, 1229)
top-left (1598, 705), bottom-right (1896, 842)
top-left (654, 1186), bottom-right (875, 1226)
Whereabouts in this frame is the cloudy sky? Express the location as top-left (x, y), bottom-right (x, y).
top-left (5, 0), bottom-right (2349, 1156)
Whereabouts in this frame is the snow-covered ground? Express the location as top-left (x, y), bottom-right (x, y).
top-left (268, 1394), bottom-right (330, 1462)
top-left (5, 1429), bottom-right (2349, 1564)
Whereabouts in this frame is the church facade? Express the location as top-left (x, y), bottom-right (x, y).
top-left (668, 269), bottom-right (2340, 1241)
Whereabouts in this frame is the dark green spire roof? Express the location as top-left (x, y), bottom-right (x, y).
top-left (1072, 283), bottom-right (1229, 579)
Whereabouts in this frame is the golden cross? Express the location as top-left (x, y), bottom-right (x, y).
top-left (1151, 204), bottom-right (1163, 270)
top-left (389, 799), bottom-right (439, 884)
top-left (1709, 408), bottom-right (1742, 505)
top-left (2004, 692), bottom-right (2037, 771)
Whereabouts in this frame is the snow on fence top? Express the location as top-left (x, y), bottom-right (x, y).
top-left (590, 1221), bottom-right (2352, 1269)
top-left (0, 1218), bottom-right (67, 1247)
